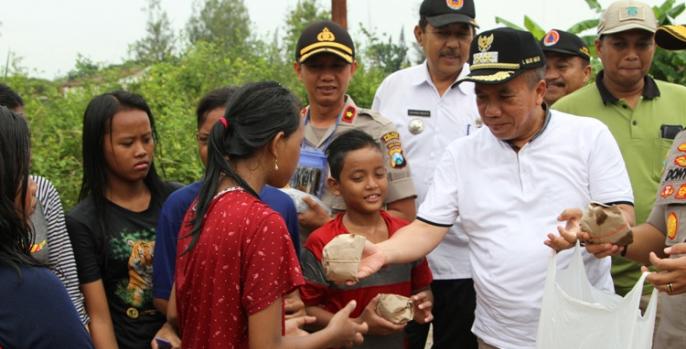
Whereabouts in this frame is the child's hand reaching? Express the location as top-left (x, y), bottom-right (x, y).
top-left (326, 300), bottom-right (368, 348)
top-left (357, 295), bottom-right (407, 335)
top-left (285, 315), bottom-right (316, 337)
top-left (411, 289), bottom-right (433, 324)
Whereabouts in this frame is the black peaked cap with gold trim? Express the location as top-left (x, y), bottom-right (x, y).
top-left (458, 28), bottom-right (545, 85)
top-left (656, 25), bottom-right (686, 50)
top-left (295, 20), bottom-right (355, 64)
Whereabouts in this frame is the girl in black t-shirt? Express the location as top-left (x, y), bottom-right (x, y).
top-left (0, 106), bottom-right (93, 349)
top-left (66, 91), bottom-right (176, 349)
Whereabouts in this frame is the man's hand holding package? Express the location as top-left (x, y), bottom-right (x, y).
top-left (410, 289), bottom-right (433, 324)
top-left (546, 203), bottom-right (632, 256)
top-left (642, 243), bottom-right (686, 295)
top-left (323, 234), bottom-right (367, 284)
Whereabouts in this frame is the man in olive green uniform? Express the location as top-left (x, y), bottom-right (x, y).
top-left (292, 20), bottom-right (417, 233)
top-left (553, 0), bottom-right (686, 303)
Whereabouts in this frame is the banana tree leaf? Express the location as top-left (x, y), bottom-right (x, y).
top-left (584, 0), bottom-right (603, 13)
top-left (668, 3), bottom-right (686, 19)
top-left (524, 16), bottom-right (546, 39)
top-left (495, 16), bottom-right (525, 31)
top-left (567, 19), bottom-right (599, 34)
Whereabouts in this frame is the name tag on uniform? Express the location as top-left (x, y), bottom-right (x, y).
top-left (407, 109), bottom-right (431, 117)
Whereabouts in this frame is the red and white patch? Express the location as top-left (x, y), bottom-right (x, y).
top-left (543, 30), bottom-right (560, 47)
top-left (446, 0), bottom-right (464, 10)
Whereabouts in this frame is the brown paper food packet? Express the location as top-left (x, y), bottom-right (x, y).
top-left (580, 202), bottom-right (633, 245)
top-left (322, 234), bottom-right (367, 283)
top-left (376, 294), bottom-right (414, 324)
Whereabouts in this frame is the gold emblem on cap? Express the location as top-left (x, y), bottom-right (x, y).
top-left (469, 71), bottom-right (515, 82)
top-left (317, 27), bottom-right (336, 42)
top-left (579, 47), bottom-right (591, 57)
top-left (408, 118), bottom-right (425, 135)
top-left (478, 34), bottom-right (494, 52)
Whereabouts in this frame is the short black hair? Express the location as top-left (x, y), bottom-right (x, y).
top-left (195, 86), bottom-right (237, 128)
top-left (326, 129), bottom-right (382, 181)
top-left (0, 84), bottom-right (24, 111)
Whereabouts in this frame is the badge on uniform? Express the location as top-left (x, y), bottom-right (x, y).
top-left (676, 184), bottom-right (686, 200)
top-left (408, 118), bottom-right (425, 135)
top-left (342, 105), bottom-right (357, 124)
top-left (675, 155), bottom-right (686, 168)
top-left (381, 131), bottom-right (407, 168)
top-left (667, 211), bottom-right (678, 240)
top-left (661, 184), bottom-right (675, 198)
top-left (407, 109), bottom-right (431, 117)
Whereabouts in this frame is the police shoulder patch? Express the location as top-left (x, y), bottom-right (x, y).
top-left (381, 131), bottom-right (407, 169)
top-left (342, 105), bottom-right (357, 123)
top-left (667, 211), bottom-right (678, 240)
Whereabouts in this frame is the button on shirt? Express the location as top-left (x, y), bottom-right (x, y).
top-left (417, 110), bottom-right (633, 348)
top-left (372, 62), bottom-right (480, 279)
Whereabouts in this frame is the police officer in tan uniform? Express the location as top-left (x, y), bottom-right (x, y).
top-left (292, 20), bottom-right (417, 233)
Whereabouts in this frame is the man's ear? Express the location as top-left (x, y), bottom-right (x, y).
top-left (327, 177), bottom-right (341, 196)
top-left (594, 38), bottom-right (603, 59)
top-left (294, 62), bottom-right (303, 82)
top-left (582, 63), bottom-right (592, 84)
top-left (414, 25), bottom-right (424, 46)
top-left (535, 79), bottom-right (546, 106)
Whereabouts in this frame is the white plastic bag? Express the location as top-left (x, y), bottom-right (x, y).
top-left (536, 242), bottom-right (657, 349)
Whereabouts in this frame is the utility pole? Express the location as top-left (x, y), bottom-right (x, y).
top-left (331, 0), bottom-right (347, 29)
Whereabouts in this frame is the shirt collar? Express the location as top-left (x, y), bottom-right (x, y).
top-left (303, 95), bottom-right (357, 122)
top-left (530, 104), bottom-right (552, 143)
top-left (505, 104), bottom-right (552, 151)
top-left (595, 70), bottom-right (661, 105)
top-left (414, 61), bottom-right (471, 95)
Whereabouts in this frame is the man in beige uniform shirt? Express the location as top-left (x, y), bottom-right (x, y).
top-left (291, 20), bottom-right (417, 235)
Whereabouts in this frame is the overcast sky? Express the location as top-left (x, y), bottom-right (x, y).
top-left (0, 0), bottom-right (682, 79)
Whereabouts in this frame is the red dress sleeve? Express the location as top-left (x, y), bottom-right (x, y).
top-left (241, 208), bottom-right (305, 315)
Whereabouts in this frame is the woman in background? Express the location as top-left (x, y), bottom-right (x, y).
top-left (0, 105), bottom-right (93, 348)
top-left (0, 83), bottom-right (87, 325)
top-left (67, 91), bottom-right (178, 349)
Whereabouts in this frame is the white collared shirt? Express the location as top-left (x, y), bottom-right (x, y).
top-left (372, 62), bottom-right (480, 279)
top-left (418, 110), bottom-right (633, 348)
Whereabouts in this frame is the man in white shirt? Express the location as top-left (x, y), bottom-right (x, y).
top-left (357, 28), bottom-right (635, 349)
top-left (371, 0), bottom-right (479, 347)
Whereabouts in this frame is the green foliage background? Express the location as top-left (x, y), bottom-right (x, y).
top-left (496, 0), bottom-right (686, 83)
top-left (5, 0), bottom-right (409, 209)
top-left (5, 0), bottom-right (686, 209)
